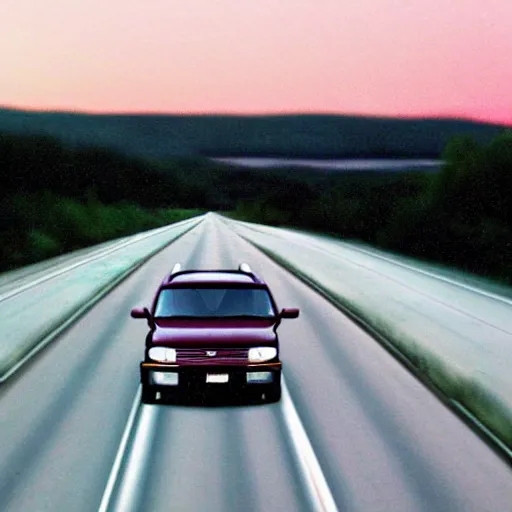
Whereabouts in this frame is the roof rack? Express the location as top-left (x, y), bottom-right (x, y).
top-left (238, 263), bottom-right (252, 274)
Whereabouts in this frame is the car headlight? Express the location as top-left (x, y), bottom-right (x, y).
top-left (148, 347), bottom-right (177, 363)
top-left (248, 346), bottom-right (277, 362)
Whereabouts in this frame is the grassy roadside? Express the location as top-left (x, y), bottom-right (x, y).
top-left (0, 191), bottom-right (203, 272)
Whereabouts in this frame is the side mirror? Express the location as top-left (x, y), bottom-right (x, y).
top-left (131, 307), bottom-right (155, 329)
top-left (279, 308), bottom-right (300, 319)
top-left (130, 307), bottom-right (149, 319)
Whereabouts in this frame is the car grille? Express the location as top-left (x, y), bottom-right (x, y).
top-left (177, 348), bottom-right (248, 365)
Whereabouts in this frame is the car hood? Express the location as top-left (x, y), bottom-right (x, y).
top-left (151, 318), bottom-right (278, 347)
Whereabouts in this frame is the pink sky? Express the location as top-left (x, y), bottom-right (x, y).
top-left (1, 0), bottom-right (511, 124)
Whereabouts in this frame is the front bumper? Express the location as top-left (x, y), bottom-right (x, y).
top-left (140, 361), bottom-right (281, 392)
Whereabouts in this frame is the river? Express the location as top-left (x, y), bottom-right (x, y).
top-left (211, 157), bottom-right (442, 172)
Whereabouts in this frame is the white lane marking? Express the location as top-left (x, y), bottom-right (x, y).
top-left (99, 376), bottom-right (337, 512)
top-left (107, 401), bottom-right (160, 512)
top-left (98, 386), bottom-right (143, 512)
top-left (0, 217), bottom-right (200, 304)
top-left (281, 377), bottom-right (339, 512)
top-left (98, 384), bottom-right (151, 512)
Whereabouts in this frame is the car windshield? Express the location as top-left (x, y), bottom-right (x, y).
top-left (154, 287), bottom-right (275, 318)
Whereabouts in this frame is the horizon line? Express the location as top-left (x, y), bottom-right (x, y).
top-left (1, 104), bottom-right (511, 127)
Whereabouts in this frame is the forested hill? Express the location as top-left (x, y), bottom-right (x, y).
top-left (0, 107), bottom-right (506, 160)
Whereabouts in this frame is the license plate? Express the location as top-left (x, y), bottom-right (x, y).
top-left (206, 373), bottom-right (229, 384)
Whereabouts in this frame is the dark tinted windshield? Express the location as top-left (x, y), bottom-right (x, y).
top-left (155, 287), bottom-right (275, 318)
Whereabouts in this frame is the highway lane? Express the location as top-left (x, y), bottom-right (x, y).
top-left (0, 215), bottom-right (511, 511)
top-left (0, 223), bottom-right (202, 511)
top-left (0, 220), bottom-right (308, 512)
top-left (105, 222), bottom-right (311, 512)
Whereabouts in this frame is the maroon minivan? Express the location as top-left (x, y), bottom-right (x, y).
top-left (131, 263), bottom-right (299, 403)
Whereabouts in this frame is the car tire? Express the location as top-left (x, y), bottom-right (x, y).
top-left (141, 385), bottom-right (157, 404)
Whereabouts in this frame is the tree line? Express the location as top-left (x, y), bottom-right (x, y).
top-left (1, 130), bottom-right (511, 282)
top-left (0, 134), bottom-right (206, 270)
top-left (234, 131), bottom-right (512, 283)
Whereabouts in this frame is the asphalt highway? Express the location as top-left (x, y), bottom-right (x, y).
top-left (0, 215), bottom-right (510, 511)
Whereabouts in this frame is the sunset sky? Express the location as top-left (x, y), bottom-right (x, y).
top-left (1, 0), bottom-right (511, 124)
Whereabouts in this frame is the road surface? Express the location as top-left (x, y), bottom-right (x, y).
top-left (0, 215), bottom-right (510, 511)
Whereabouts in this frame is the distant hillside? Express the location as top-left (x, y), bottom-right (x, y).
top-left (0, 108), bottom-right (506, 160)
